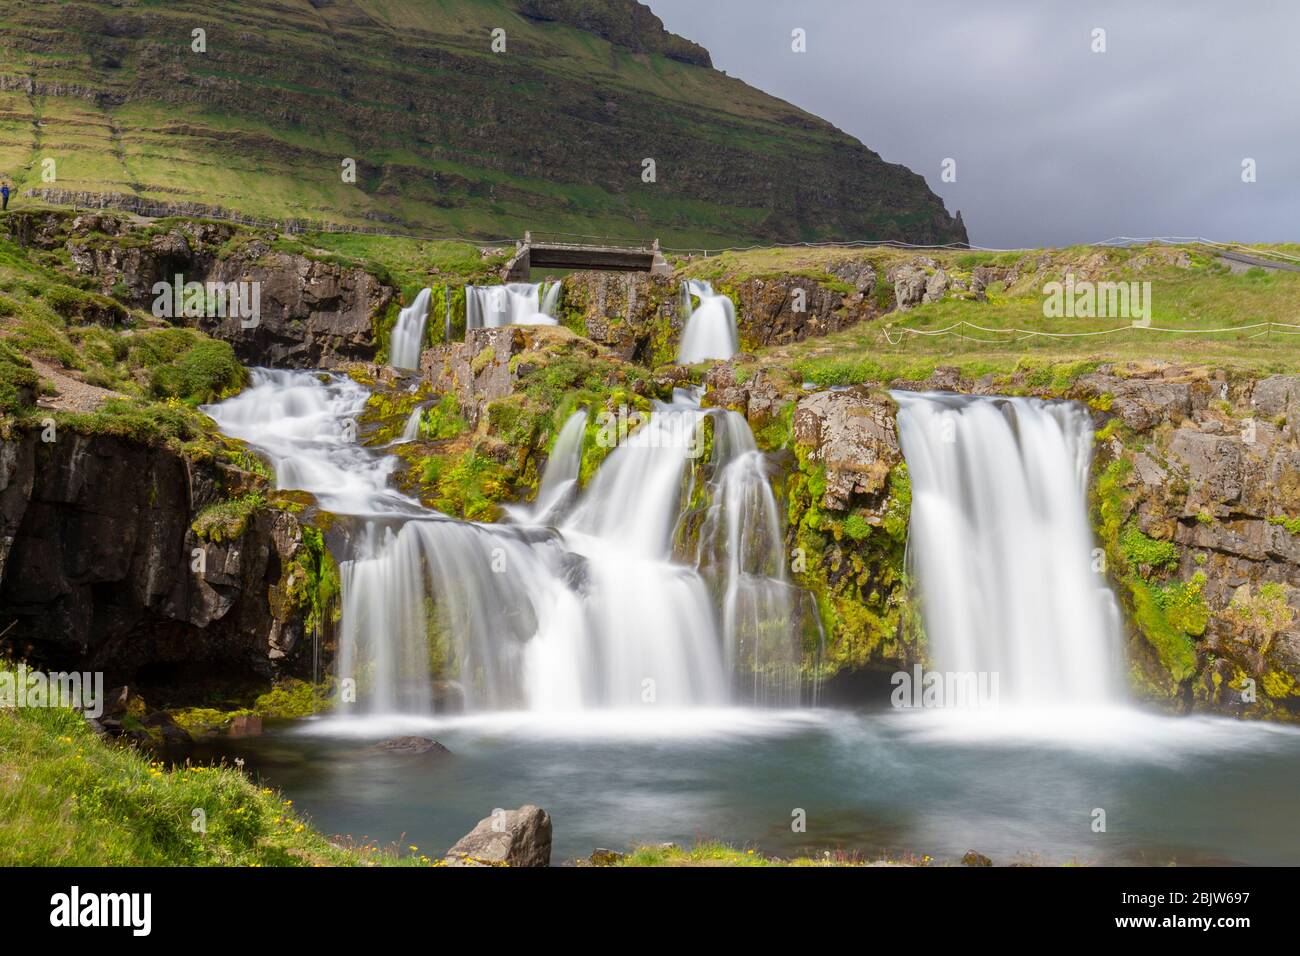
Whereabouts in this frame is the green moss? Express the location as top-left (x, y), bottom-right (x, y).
top-left (470, 346), bottom-right (496, 376)
top-left (192, 493), bottom-right (265, 542)
top-left (1153, 571), bottom-right (1210, 637)
top-left (289, 526), bottom-right (342, 635)
top-left (1129, 579), bottom-right (1199, 684)
top-left (1224, 582), bottom-right (1295, 633)
top-left (842, 513), bottom-right (872, 542)
top-left (420, 394), bottom-right (468, 441)
top-left (1120, 524), bottom-right (1180, 572)
top-left (420, 451), bottom-right (510, 522)
top-left (1267, 515), bottom-right (1300, 535)
top-left (149, 339), bottom-right (246, 404)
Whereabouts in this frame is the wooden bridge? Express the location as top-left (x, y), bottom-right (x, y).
top-left (502, 231), bottom-right (671, 281)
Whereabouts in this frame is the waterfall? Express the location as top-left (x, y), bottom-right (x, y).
top-left (678, 279), bottom-right (738, 364)
top-left (205, 372), bottom-right (815, 716)
top-left (390, 288), bottom-right (432, 371)
top-left (892, 392), bottom-right (1122, 706)
top-left (506, 409), bottom-right (587, 524)
top-left (465, 281), bottom-right (562, 330)
top-left (696, 412), bottom-right (820, 705)
top-left (393, 407), bottom-right (423, 444)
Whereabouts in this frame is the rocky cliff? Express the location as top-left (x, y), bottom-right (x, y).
top-left (3, 211), bottom-right (396, 368)
top-left (0, 425), bottom-right (329, 695)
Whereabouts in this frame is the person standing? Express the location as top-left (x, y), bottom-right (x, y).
top-left (1, 182), bottom-right (9, 211)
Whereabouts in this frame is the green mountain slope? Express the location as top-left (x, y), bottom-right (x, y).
top-left (0, 0), bottom-right (965, 247)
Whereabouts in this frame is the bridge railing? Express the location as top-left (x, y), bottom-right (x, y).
top-left (524, 230), bottom-right (658, 252)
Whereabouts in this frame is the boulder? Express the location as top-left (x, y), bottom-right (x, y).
top-left (445, 805), bottom-right (552, 867)
top-left (370, 736), bottom-right (451, 756)
top-left (793, 388), bottom-right (902, 510)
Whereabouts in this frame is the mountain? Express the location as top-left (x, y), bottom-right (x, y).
top-left (0, 0), bottom-right (966, 246)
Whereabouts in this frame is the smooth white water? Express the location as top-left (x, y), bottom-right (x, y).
top-left (893, 391), bottom-right (1122, 706)
top-left (206, 371), bottom-right (813, 716)
top-left (390, 287), bottom-right (432, 371)
top-left (396, 407), bottom-right (423, 444)
top-left (505, 409), bottom-right (587, 525)
top-left (465, 281), bottom-right (562, 329)
top-left (677, 279), bottom-right (738, 364)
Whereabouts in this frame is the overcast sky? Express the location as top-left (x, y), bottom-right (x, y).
top-left (649, 0), bottom-right (1299, 248)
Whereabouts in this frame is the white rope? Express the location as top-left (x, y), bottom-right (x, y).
top-left (880, 320), bottom-right (1300, 347)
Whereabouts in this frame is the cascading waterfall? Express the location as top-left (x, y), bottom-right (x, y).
top-left (505, 409), bottom-right (587, 525)
top-left (696, 412), bottom-right (822, 705)
top-left (893, 391), bottom-right (1122, 707)
top-left (677, 279), bottom-right (738, 364)
top-left (395, 407), bottom-right (423, 444)
top-left (465, 281), bottom-right (562, 330)
top-left (389, 288), bottom-right (432, 371)
top-left (205, 371), bottom-right (814, 716)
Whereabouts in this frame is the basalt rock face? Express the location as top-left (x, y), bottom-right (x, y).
top-left (1074, 368), bottom-right (1300, 720)
top-left (0, 429), bottom-right (313, 690)
top-left (3, 211), bottom-right (395, 368)
top-left (559, 271), bottom-right (683, 365)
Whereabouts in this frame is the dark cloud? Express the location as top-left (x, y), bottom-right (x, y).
top-left (649, 0), bottom-right (1298, 247)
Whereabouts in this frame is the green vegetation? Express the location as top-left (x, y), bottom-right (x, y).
top-left (421, 394), bottom-right (469, 441)
top-left (0, 0), bottom-right (961, 247)
top-left (192, 493), bottom-right (265, 542)
top-left (0, 699), bottom-right (415, 866)
top-left (170, 678), bottom-right (337, 738)
top-left (610, 840), bottom-right (910, 867)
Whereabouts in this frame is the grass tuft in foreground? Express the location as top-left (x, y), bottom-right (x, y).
top-left (0, 702), bottom-right (419, 866)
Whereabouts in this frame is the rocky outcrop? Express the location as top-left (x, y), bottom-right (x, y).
top-left (421, 326), bottom-right (530, 426)
top-left (888, 258), bottom-right (949, 310)
top-left (445, 805), bottom-right (553, 867)
top-left (729, 273), bottom-right (875, 348)
top-left (561, 263), bottom-right (881, 367)
top-left (559, 271), bottom-right (682, 364)
top-left (793, 388), bottom-right (902, 510)
top-left (517, 0), bottom-right (712, 67)
top-left (4, 211), bottom-right (396, 368)
top-left (1074, 368), bottom-right (1300, 718)
top-left (0, 428), bottom-right (316, 691)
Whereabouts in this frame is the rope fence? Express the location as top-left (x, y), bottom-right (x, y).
top-left (881, 320), bottom-right (1300, 346)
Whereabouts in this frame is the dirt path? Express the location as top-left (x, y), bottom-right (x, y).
top-left (30, 358), bottom-right (124, 413)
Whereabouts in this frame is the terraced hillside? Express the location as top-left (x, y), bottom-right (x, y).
top-left (0, 0), bottom-right (965, 247)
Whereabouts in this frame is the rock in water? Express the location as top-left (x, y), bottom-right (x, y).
top-left (961, 850), bottom-right (993, 867)
top-left (370, 736), bottom-right (452, 756)
top-left (445, 806), bottom-right (552, 867)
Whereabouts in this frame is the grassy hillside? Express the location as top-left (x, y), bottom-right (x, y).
top-left (683, 243), bottom-right (1300, 381)
top-left (0, 0), bottom-right (964, 247)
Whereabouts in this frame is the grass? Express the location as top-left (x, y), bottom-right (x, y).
top-left (702, 243), bottom-right (1300, 382)
top-left (611, 840), bottom-right (919, 867)
top-left (0, 701), bottom-right (421, 866)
